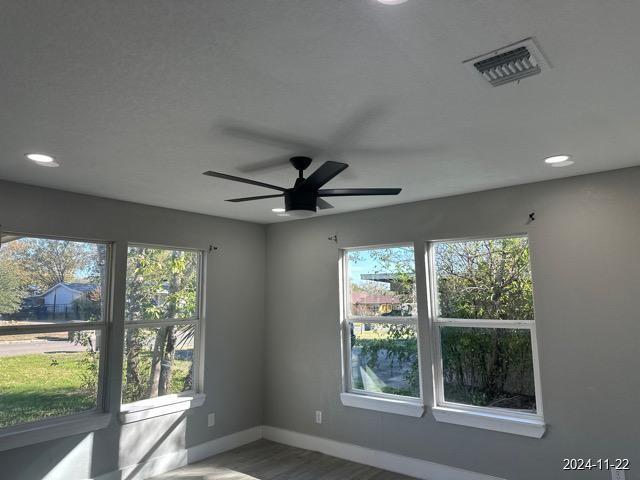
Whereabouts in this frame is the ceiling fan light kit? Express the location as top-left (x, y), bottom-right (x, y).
top-left (203, 156), bottom-right (401, 215)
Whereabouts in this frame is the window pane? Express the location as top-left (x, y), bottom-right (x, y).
top-left (434, 237), bottom-right (534, 320)
top-left (125, 246), bottom-right (199, 321)
top-left (350, 322), bottom-right (419, 398)
top-left (122, 326), bottom-right (194, 404)
top-left (0, 235), bottom-right (107, 324)
top-left (346, 246), bottom-right (416, 317)
top-left (440, 326), bottom-right (536, 412)
top-left (0, 330), bottom-right (100, 427)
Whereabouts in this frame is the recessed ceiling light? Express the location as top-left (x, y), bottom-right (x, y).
top-left (544, 155), bottom-right (571, 164)
top-left (272, 208), bottom-right (286, 213)
top-left (25, 153), bottom-right (60, 167)
top-left (26, 153), bottom-right (54, 163)
top-left (376, 0), bottom-right (408, 4)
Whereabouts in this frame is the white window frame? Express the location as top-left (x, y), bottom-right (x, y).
top-left (426, 235), bottom-right (546, 438)
top-left (339, 244), bottom-right (424, 417)
top-left (0, 231), bottom-right (112, 450)
top-left (120, 243), bottom-right (206, 422)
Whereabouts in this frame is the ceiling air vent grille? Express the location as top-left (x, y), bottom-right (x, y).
top-left (464, 38), bottom-right (549, 87)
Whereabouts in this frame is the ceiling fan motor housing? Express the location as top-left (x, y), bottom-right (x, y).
top-left (284, 189), bottom-right (317, 212)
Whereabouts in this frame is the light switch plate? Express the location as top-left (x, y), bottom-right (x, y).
top-left (208, 413), bottom-right (215, 427)
top-left (315, 410), bottom-right (322, 424)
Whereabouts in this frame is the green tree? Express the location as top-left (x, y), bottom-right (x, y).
top-left (436, 238), bottom-right (533, 320)
top-left (0, 255), bottom-right (24, 314)
top-left (15, 239), bottom-right (93, 292)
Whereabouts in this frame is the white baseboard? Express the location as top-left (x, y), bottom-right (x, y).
top-left (92, 426), bottom-right (262, 480)
top-left (262, 426), bottom-right (505, 480)
top-left (93, 425), bottom-right (503, 480)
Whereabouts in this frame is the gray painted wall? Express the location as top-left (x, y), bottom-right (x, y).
top-left (264, 167), bottom-right (640, 480)
top-left (0, 180), bottom-right (266, 480)
top-left (1, 168), bottom-right (639, 480)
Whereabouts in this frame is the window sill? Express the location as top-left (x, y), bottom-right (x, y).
top-left (431, 405), bottom-right (546, 438)
top-left (340, 392), bottom-right (424, 417)
top-left (120, 393), bottom-right (206, 423)
top-left (0, 412), bottom-right (111, 452)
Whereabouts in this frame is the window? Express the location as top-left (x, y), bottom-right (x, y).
top-left (0, 233), bottom-right (109, 428)
top-left (122, 245), bottom-right (202, 406)
top-left (340, 245), bottom-right (421, 406)
top-left (429, 236), bottom-right (544, 430)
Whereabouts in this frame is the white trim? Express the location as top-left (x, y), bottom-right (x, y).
top-left (340, 392), bottom-right (424, 417)
top-left (347, 316), bottom-right (418, 325)
top-left (92, 426), bottom-right (262, 480)
top-left (0, 413), bottom-right (111, 452)
top-left (262, 426), bottom-right (505, 480)
top-left (432, 405), bottom-right (546, 438)
top-left (119, 393), bottom-right (206, 423)
top-left (433, 318), bottom-right (534, 328)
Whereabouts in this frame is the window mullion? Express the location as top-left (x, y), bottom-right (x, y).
top-left (433, 318), bottom-right (534, 329)
top-left (123, 319), bottom-right (198, 329)
top-left (0, 322), bottom-right (105, 336)
top-left (346, 316), bottom-right (417, 325)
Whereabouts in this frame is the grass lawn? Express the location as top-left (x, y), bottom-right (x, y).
top-left (0, 350), bottom-right (191, 427)
top-left (0, 352), bottom-right (96, 427)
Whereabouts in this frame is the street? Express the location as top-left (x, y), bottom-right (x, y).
top-left (0, 340), bottom-right (86, 357)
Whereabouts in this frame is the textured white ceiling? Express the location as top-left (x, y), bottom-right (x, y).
top-left (1, 0), bottom-right (639, 223)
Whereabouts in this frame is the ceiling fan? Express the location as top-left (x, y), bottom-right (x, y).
top-left (203, 156), bottom-right (401, 215)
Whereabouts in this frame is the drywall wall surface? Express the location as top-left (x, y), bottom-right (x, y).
top-left (264, 167), bottom-right (640, 480)
top-left (0, 180), bottom-right (266, 479)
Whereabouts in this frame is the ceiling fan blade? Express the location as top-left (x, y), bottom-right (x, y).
top-left (318, 188), bottom-right (402, 196)
top-left (299, 161), bottom-right (349, 190)
top-left (316, 198), bottom-right (334, 210)
top-left (226, 194), bottom-right (284, 203)
top-left (203, 171), bottom-right (286, 192)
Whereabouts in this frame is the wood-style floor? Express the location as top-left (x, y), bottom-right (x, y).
top-left (153, 439), bottom-right (416, 480)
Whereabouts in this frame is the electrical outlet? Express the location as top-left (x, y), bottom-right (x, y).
top-left (612, 469), bottom-right (626, 480)
top-left (207, 413), bottom-right (215, 427)
top-left (315, 410), bottom-right (322, 424)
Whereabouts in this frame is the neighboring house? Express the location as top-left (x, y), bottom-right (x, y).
top-left (352, 273), bottom-right (415, 316)
top-left (40, 282), bottom-right (98, 313)
top-left (350, 291), bottom-right (401, 316)
top-left (10, 282), bottom-right (99, 321)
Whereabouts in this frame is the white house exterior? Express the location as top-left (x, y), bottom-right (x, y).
top-left (41, 283), bottom-right (97, 310)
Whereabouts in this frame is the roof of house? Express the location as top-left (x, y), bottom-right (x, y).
top-left (350, 291), bottom-right (400, 305)
top-left (40, 282), bottom-right (98, 297)
top-left (62, 282), bottom-right (98, 293)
